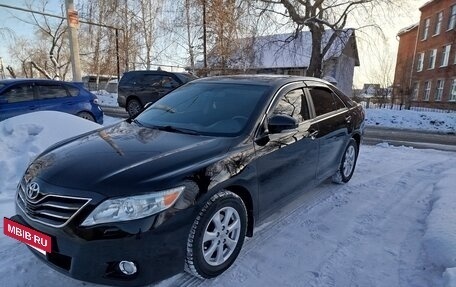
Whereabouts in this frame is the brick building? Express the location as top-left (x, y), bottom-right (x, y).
top-left (393, 0), bottom-right (456, 110)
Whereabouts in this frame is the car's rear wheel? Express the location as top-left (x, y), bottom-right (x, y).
top-left (185, 190), bottom-right (247, 279)
top-left (127, 98), bottom-right (143, 118)
top-left (77, 111), bottom-right (95, 122)
top-left (332, 138), bottom-right (358, 184)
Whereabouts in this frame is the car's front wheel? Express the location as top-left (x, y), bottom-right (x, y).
top-left (185, 190), bottom-right (247, 279)
top-left (332, 138), bottom-right (359, 184)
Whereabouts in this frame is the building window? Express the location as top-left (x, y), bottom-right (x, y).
top-left (451, 79), bottom-right (456, 101)
top-left (449, 5), bottom-right (456, 30)
top-left (441, 45), bottom-right (451, 67)
top-left (428, 49), bottom-right (437, 69)
top-left (422, 18), bottom-right (430, 40)
top-left (435, 80), bottom-right (444, 101)
top-left (412, 82), bottom-right (419, 100)
top-left (417, 53), bottom-right (424, 71)
top-left (424, 81), bottom-right (431, 101)
top-left (435, 11), bottom-right (443, 35)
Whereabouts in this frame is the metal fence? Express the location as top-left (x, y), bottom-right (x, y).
top-left (359, 101), bottom-right (456, 114)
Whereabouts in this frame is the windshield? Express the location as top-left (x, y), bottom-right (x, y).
top-left (135, 82), bottom-right (270, 136)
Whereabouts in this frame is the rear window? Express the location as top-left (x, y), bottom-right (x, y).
top-left (119, 72), bottom-right (136, 85)
top-left (175, 73), bottom-right (197, 83)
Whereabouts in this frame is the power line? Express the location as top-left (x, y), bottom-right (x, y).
top-left (0, 3), bottom-right (121, 30)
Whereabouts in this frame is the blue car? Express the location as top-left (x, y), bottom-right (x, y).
top-left (0, 79), bottom-right (103, 124)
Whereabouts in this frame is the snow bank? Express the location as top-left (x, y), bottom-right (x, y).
top-left (365, 108), bottom-right (456, 133)
top-left (95, 90), bottom-right (119, 107)
top-left (0, 111), bottom-right (101, 218)
top-left (443, 268), bottom-right (456, 287)
top-left (423, 168), bottom-right (456, 285)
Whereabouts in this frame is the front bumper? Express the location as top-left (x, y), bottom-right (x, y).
top-left (12, 206), bottom-right (195, 287)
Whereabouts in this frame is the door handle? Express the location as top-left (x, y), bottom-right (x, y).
top-left (345, 115), bottom-right (352, 123)
top-left (309, 130), bottom-right (319, 140)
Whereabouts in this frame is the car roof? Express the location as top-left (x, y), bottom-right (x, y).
top-left (192, 74), bottom-right (330, 89)
top-left (123, 70), bottom-right (191, 75)
top-left (0, 78), bottom-right (79, 85)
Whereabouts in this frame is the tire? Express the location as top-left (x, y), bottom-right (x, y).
top-left (77, 111), bottom-right (95, 122)
top-left (332, 138), bottom-right (359, 184)
top-left (185, 190), bottom-right (247, 279)
top-left (126, 98), bottom-right (143, 118)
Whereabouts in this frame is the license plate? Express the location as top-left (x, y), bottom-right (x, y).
top-left (3, 217), bottom-right (52, 254)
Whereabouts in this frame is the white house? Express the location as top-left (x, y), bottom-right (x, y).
top-left (198, 29), bottom-right (360, 96)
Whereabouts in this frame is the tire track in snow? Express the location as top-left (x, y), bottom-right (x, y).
top-left (305, 159), bottom-right (452, 287)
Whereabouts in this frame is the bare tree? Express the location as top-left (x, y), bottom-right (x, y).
top-left (367, 39), bottom-right (393, 108)
top-left (258, 0), bottom-right (407, 78)
top-left (9, 0), bottom-right (70, 79)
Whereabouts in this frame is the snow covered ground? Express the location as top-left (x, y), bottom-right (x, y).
top-left (365, 108), bottom-right (456, 134)
top-left (0, 111), bottom-right (456, 287)
top-left (95, 90), bottom-right (119, 107)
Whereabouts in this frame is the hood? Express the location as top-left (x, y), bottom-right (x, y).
top-left (28, 121), bottom-right (232, 195)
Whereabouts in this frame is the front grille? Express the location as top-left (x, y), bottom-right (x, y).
top-left (16, 180), bottom-right (91, 228)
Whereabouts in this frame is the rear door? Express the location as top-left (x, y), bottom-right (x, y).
top-left (255, 83), bottom-right (319, 218)
top-left (34, 83), bottom-right (77, 114)
top-left (0, 83), bottom-right (36, 120)
top-left (305, 81), bottom-right (350, 181)
top-left (137, 74), bottom-right (163, 104)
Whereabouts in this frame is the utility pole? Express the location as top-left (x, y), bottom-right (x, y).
top-left (65, 0), bottom-right (82, 81)
top-left (202, 0), bottom-right (207, 74)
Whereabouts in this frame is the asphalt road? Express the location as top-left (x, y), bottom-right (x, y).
top-left (101, 106), bottom-right (456, 152)
top-left (363, 126), bottom-right (456, 152)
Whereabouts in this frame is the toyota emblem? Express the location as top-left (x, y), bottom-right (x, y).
top-left (26, 182), bottom-right (40, 200)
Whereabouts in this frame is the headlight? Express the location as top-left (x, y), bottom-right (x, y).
top-left (81, 186), bottom-right (184, 226)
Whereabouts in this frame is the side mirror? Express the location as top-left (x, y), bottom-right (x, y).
top-left (267, 114), bottom-right (298, 134)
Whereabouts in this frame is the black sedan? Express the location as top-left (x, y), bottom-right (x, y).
top-left (11, 75), bottom-right (364, 286)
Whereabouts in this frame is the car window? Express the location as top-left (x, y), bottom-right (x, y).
top-left (272, 88), bottom-right (310, 124)
top-left (67, 86), bottom-right (80, 97)
top-left (308, 86), bottom-right (346, 116)
top-left (36, 84), bottom-right (69, 99)
top-left (142, 74), bottom-right (162, 86)
top-left (161, 76), bottom-right (180, 89)
top-left (1, 84), bottom-right (34, 103)
top-left (119, 72), bottom-right (135, 85)
top-left (175, 73), bottom-right (197, 83)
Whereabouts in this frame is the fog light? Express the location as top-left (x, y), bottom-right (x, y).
top-left (119, 261), bottom-right (137, 275)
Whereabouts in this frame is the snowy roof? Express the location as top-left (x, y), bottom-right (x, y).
top-left (419, 0), bottom-right (436, 10)
top-left (397, 23), bottom-right (418, 36)
top-left (204, 28), bottom-right (358, 70)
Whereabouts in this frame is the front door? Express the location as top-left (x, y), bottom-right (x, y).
top-left (254, 85), bottom-right (319, 219)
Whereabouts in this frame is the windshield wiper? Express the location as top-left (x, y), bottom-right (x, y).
top-left (132, 118), bottom-right (143, 126)
top-left (149, 104), bottom-right (176, 113)
top-left (155, 125), bottom-right (201, 135)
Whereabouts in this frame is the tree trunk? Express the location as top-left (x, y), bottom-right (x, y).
top-left (307, 25), bottom-right (323, 78)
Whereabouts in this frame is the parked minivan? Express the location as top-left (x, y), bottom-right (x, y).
top-left (117, 70), bottom-right (197, 117)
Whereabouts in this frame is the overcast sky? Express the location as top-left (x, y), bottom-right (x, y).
top-left (0, 0), bottom-right (429, 88)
